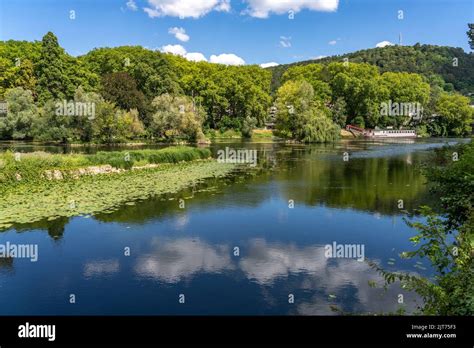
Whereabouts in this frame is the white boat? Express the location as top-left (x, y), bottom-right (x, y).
top-left (366, 129), bottom-right (417, 138)
top-left (346, 125), bottom-right (417, 138)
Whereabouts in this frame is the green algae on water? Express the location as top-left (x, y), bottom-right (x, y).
top-left (0, 160), bottom-right (235, 230)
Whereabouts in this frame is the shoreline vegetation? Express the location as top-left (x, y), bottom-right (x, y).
top-left (370, 140), bottom-right (474, 315)
top-left (0, 147), bottom-right (236, 230)
top-left (0, 146), bottom-right (212, 185)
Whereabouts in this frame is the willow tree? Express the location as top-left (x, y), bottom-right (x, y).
top-left (275, 80), bottom-right (339, 143)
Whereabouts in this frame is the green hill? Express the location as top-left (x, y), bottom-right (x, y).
top-left (270, 44), bottom-right (474, 96)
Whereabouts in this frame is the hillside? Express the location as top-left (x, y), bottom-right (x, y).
top-left (270, 44), bottom-right (474, 95)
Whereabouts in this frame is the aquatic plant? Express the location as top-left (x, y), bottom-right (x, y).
top-left (0, 160), bottom-right (234, 230)
top-left (0, 147), bottom-right (211, 185)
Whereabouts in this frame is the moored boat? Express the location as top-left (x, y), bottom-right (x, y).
top-left (346, 125), bottom-right (417, 138)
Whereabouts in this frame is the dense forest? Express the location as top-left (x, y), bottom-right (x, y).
top-left (0, 32), bottom-right (472, 144)
top-left (270, 44), bottom-right (474, 96)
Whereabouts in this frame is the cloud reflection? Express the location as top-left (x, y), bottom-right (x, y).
top-left (83, 259), bottom-right (120, 278)
top-left (132, 237), bottom-right (421, 314)
top-left (239, 239), bottom-right (327, 284)
top-left (134, 238), bottom-right (234, 283)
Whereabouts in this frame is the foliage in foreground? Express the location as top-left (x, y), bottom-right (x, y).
top-left (369, 141), bottom-right (474, 315)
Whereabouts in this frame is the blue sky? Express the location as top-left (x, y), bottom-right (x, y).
top-left (0, 0), bottom-right (472, 66)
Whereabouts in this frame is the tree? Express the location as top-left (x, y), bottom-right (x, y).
top-left (116, 108), bottom-right (145, 140)
top-left (434, 93), bottom-right (473, 136)
top-left (70, 87), bottom-right (99, 142)
top-left (0, 59), bottom-right (36, 99)
top-left (82, 46), bottom-right (180, 97)
top-left (101, 72), bottom-right (148, 123)
top-left (468, 23), bottom-right (474, 50)
top-left (282, 64), bottom-right (332, 102)
top-left (36, 32), bottom-right (68, 104)
top-left (0, 88), bottom-right (37, 140)
top-left (150, 94), bottom-right (206, 142)
top-left (380, 71), bottom-right (431, 127)
top-left (91, 100), bottom-right (121, 143)
top-left (275, 80), bottom-right (339, 143)
top-left (241, 116), bottom-right (257, 138)
top-left (280, 62), bottom-right (435, 130)
top-left (275, 80), bottom-right (314, 138)
top-left (327, 63), bottom-right (384, 128)
top-left (168, 57), bottom-right (271, 132)
top-left (272, 44), bottom-right (474, 96)
top-left (33, 99), bottom-right (73, 143)
top-left (299, 109), bottom-right (340, 143)
top-left (425, 142), bottom-right (474, 229)
top-left (64, 56), bottom-right (100, 99)
top-left (0, 40), bottom-right (41, 98)
top-left (330, 97), bottom-right (347, 127)
top-left (131, 55), bottom-right (180, 98)
top-left (75, 95), bottom-right (144, 144)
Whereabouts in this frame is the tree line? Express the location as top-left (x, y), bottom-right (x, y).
top-left (270, 42), bottom-right (474, 96)
top-left (0, 32), bottom-right (472, 144)
top-left (274, 62), bottom-right (472, 141)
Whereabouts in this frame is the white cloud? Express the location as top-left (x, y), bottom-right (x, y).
top-left (244, 0), bottom-right (339, 18)
top-left (168, 27), bottom-right (190, 42)
top-left (279, 36), bottom-right (291, 48)
top-left (143, 7), bottom-right (160, 17)
top-left (328, 40), bottom-right (337, 45)
top-left (161, 44), bottom-right (243, 65)
top-left (376, 40), bottom-right (394, 48)
top-left (260, 62), bottom-right (279, 68)
top-left (215, 0), bottom-right (231, 12)
top-left (210, 53), bottom-right (245, 65)
top-left (160, 44), bottom-right (207, 62)
top-left (185, 52), bottom-right (208, 62)
top-left (312, 55), bottom-right (327, 60)
top-left (161, 44), bottom-right (187, 56)
top-left (144, 0), bottom-right (230, 18)
top-left (126, 0), bottom-right (138, 11)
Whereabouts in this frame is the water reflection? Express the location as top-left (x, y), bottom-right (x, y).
top-left (134, 238), bottom-right (234, 283)
top-left (84, 259), bottom-right (120, 278)
top-left (239, 239), bottom-right (326, 285)
top-left (130, 237), bottom-right (421, 314)
top-left (4, 139), bottom-right (454, 236)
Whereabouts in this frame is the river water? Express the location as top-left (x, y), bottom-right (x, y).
top-left (0, 138), bottom-right (467, 315)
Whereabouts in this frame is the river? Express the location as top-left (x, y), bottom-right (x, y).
top-left (0, 138), bottom-right (468, 315)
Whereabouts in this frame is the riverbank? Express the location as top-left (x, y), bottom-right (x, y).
top-left (0, 147), bottom-right (211, 185)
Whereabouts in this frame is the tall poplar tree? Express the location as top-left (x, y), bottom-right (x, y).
top-left (468, 23), bottom-right (474, 49)
top-left (36, 32), bottom-right (66, 104)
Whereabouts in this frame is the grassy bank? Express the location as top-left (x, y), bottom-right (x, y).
top-left (0, 160), bottom-right (235, 230)
top-left (206, 129), bottom-right (242, 139)
top-left (205, 129), bottom-right (275, 140)
top-left (0, 146), bottom-right (211, 185)
top-left (252, 129), bottom-right (274, 139)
